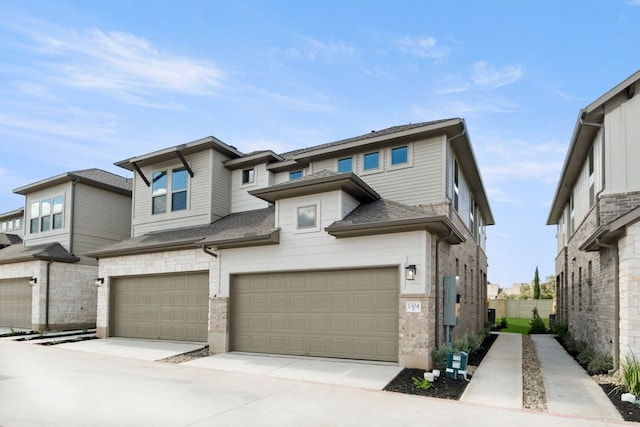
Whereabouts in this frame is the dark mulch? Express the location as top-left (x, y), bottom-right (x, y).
top-left (555, 336), bottom-right (640, 423)
top-left (384, 333), bottom-right (498, 399)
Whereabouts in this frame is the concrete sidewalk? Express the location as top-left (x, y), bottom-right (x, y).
top-left (184, 352), bottom-right (403, 390)
top-left (460, 332), bottom-right (523, 409)
top-left (461, 332), bottom-right (623, 422)
top-left (55, 337), bottom-right (205, 361)
top-left (532, 334), bottom-right (622, 420)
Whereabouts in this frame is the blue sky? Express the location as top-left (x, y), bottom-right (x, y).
top-left (1, 1), bottom-right (639, 288)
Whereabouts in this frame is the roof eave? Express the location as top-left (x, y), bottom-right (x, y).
top-left (199, 229), bottom-right (280, 249)
top-left (325, 216), bottom-right (465, 243)
top-left (86, 239), bottom-right (204, 259)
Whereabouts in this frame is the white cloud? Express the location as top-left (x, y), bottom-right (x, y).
top-left (8, 22), bottom-right (225, 101)
top-left (471, 61), bottom-right (523, 89)
top-left (397, 36), bottom-right (449, 60)
top-left (627, 0), bottom-right (640, 5)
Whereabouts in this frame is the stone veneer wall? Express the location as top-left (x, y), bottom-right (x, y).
top-left (208, 297), bottom-right (228, 354)
top-left (41, 263), bottom-right (97, 330)
top-left (419, 200), bottom-right (488, 347)
top-left (599, 191), bottom-right (640, 225)
top-left (399, 295), bottom-right (435, 369)
top-left (618, 221), bottom-right (640, 358)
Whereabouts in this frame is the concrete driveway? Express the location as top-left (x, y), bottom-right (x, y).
top-left (0, 338), bottom-right (628, 427)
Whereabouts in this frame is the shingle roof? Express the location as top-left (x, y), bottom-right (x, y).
top-left (87, 207), bottom-right (277, 257)
top-left (280, 120), bottom-right (455, 159)
top-left (325, 199), bottom-right (465, 242)
top-left (0, 233), bottom-right (22, 248)
top-left (13, 168), bottom-right (131, 195)
top-left (0, 242), bottom-right (80, 265)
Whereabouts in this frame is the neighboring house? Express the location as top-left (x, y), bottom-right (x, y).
top-left (90, 119), bottom-right (494, 369)
top-left (547, 70), bottom-right (640, 370)
top-left (487, 283), bottom-right (500, 300)
top-left (0, 208), bottom-right (24, 240)
top-left (0, 169), bottom-right (132, 331)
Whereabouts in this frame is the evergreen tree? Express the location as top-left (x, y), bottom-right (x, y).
top-left (533, 266), bottom-right (541, 299)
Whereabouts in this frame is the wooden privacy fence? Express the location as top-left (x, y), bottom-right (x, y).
top-left (488, 299), bottom-right (555, 319)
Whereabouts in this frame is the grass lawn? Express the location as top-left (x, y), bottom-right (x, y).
top-left (500, 317), bottom-right (550, 334)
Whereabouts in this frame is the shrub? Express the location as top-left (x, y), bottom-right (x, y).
top-left (498, 317), bottom-right (508, 329)
top-left (528, 307), bottom-right (546, 334)
top-left (412, 376), bottom-right (432, 390)
top-left (615, 352), bottom-right (640, 396)
top-left (431, 345), bottom-right (449, 370)
top-left (587, 352), bottom-right (613, 375)
top-left (577, 347), bottom-right (597, 366)
top-left (551, 321), bottom-right (569, 339)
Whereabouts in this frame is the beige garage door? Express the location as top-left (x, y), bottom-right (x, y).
top-left (110, 272), bottom-right (209, 342)
top-left (0, 278), bottom-right (32, 328)
top-left (231, 267), bottom-right (399, 362)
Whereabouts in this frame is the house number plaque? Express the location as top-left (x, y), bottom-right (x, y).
top-left (405, 301), bottom-right (421, 313)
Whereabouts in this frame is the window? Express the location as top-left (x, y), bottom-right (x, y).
top-left (578, 267), bottom-right (582, 311)
top-left (363, 152), bottom-right (379, 170)
top-left (14, 218), bottom-right (21, 229)
top-left (297, 205), bottom-right (316, 229)
top-left (289, 170), bottom-right (303, 180)
top-left (391, 146), bottom-right (408, 165)
top-left (453, 160), bottom-right (459, 212)
top-left (152, 169), bottom-right (188, 214)
top-left (242, 168), bottom-right (255, 184)
top-left (469, 195), bottom-right (475, 235)
top-left (0, 221), bottom-right (6, 232)
top-left (52, 196), bottom-right (63, 229)
top-left (588, 146), bottom-right (595, 207)
top-left (152, 171), bottom-right (168, 214)
top-left (570, 196), bottom-right (575, 235)
top-left (571, 272), bottom-right (575, 310)
top-left (171, 168), bottom-right (188, 211)
top-left (337, 157), bottom-right (352, 173)
top-left (588, 261), bottom-right (593, 310)
top-left (29, 196), bottom-right (64, 233)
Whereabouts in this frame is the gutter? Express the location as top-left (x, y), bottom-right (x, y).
top-left (595, 238), bottom-right (620, 372)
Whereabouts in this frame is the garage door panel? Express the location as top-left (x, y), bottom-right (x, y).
top-left (231, 267), bottom-right (398, 362)
top-left (0, 278), bottom-right (32, 329)
top-left (111, 273), bottom-right (208, 342)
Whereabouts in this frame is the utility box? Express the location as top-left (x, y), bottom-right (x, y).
top-left (443, 275), bottom-right (460, 326)
top-left (446, 351), bottom-right (469, 380)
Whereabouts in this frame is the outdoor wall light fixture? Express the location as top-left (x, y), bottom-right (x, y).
top-left (29, 277), bottom-right (37, 286)
top-left (94, 277), bottom-right (105, 287)
top-left (405, 265), bottom-right (417, 280)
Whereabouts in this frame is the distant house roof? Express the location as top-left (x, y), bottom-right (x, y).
top-left (87, 207), bottom-right (278, 258)
top-left (325, 199), bottom-right (465, 243)
top-left (0, 242), bottom-right (80, 265)
top-left (0, 208), bottom-right (24, 220)
top-left (547, 70), bottom-right (640, 224)
top-left (249, 170), bottom-right (379, 204)
top-left (13, 169), bottom-right (132, 196)
top-left (0, 233), bottom-right (22, 248)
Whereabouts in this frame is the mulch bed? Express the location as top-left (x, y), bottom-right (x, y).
top-left (384, 333), bottom-right (498, 399)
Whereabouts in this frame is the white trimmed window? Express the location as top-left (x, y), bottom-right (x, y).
top-left (363, 151), bottom-right (380, 171)
top-left (242, 168), bottom-right (255, 184)
top-left (29, 195), bottom-right (64, 233)
top-left (152, 168), bottom-right (189, 214)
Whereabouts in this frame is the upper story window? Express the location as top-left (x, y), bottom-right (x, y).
top-left (242, 168), bottom-right (255, 184)
top-left (289, 170), bottom-right (303, 180)
top-left (152, 168), bottom-right (188, 214)
top-left (337, 157), bottom-right (352, 173)
top-left (569, 196), bottom-right (575, 235)
top-left (391, 146), bottom-right (408, 165)
top-left (297, 205), bottom-right (317, 229)
top-left (453, 160), bottom-right (460, 212)
top-left (469, 195), bottom-right (475, 235)
top-left (29, 195), bottom-right (64, 234)
top-left (1, 218), bottom-right (21, 232)
top-left (363, 152), bottom-right (380, 171)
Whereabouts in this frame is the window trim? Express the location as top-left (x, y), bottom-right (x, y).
top-left (362, 151), bottom-right (381, 174)
top-left (241, 168), bottom-right (256, 185)
top-left (295, 201), bottom-right (321, 233)
top-left (28, 195), bottom-right (65, 234)
top-left (151, 167), bottom-right (190, 215)
top-left (337, 157), bottom-right (353, 173)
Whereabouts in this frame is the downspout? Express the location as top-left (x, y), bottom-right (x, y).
top-left (45, 260), bottom-right (53, 331)
top-left (596, 238), bottom-right (619, 372)
top-left (202, 246), bottom-right (221, 297)
top-left (434, 229), bottom-right (454, 347)
top-left (69, 177), bottom-right (80, 254)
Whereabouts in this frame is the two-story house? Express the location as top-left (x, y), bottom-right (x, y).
top-left (0, 208), bottom-right (24, 242)
top-left (0, 169), bottom-right (132, 331)
top-left (91, 119), bottom-right (493, 369)
top-left (547, 70), bottom-right (640, 370)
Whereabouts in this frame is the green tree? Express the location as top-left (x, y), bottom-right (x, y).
top-left (533, 266), bottom-right (541, 299)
